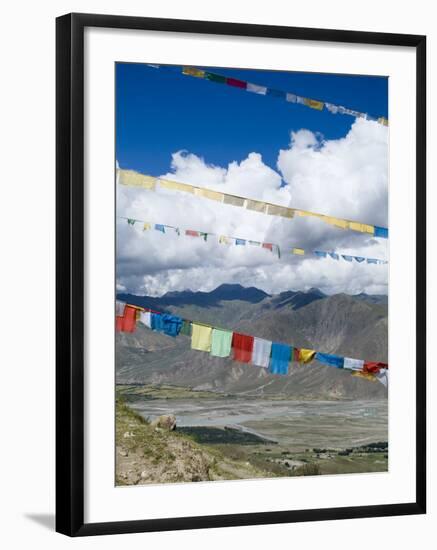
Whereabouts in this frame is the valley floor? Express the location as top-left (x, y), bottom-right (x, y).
top-left (115, 385), bottom-right (388, 485)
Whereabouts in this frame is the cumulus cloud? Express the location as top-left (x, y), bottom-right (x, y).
top-left (116, 118), bottom-right (388, 296)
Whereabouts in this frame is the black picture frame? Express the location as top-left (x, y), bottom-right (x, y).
top-left (56, 12), bottom-right (426, 537)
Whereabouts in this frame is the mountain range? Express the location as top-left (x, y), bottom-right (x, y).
top-left (116, 284), bottom-right (388, 399)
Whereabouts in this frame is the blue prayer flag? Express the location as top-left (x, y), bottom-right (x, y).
top-left (314, 250), bottom-right (327, 258)
top-left (315, 352), bottom-right (344, 368)
top-left (374, 226), bottom-right (388, 239)
top-left (269, 342), bottom-right (291, 375)
top-left (155, 224), bottom-right (165, 233)
top-left (342, 255), bottom-right (353, 262)
top-left (267, 88), bottom-right (286, 99)
top-left (355, 256), bottom-right (365, 263)
top-left (329, 252), bottom-right (339, 260)
top-left (236, 239), bottom-right (246, 246)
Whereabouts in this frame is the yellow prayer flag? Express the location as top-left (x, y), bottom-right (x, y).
top-left (266, 204), bottom-right (294, 218)
top-left (219, 235), bottom-right (231, 245)
top-left (223, 194), bottom-right (246, 207)
top-left (143, 222), bottom-right (151, 231)
top-left (323, 216), bottom-right (349, 229)
top-left (352, 371), bottom-right (377, 382)
top-left (348, 221), bottom-right (375, 234)
top-left (299, 348), bottom-right (316, 364)
top-left (378, 117), bottom-right (389, 126)
top-left (304, 98), bottom-right (325, 111)
top-left (191, 323), bottom-right (212, 352)
top-left (159, 179), bottom-right (195, 194)
top-left (194, 187), bottom-right (224, 202)
top-left (118, 170), bottom-right (156, 189)
top-left (182, 66), bottom-right (205, 78)
top-left (245, 199), bottom-right (267, 213)
top-left (292, 248), bottom-right (305, 255)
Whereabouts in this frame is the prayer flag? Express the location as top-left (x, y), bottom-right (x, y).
top-left (262, 243), bottom-right (273, 251)
top-left (342, 255), bottom-right (353, 262)
top-left (116, 305), bottom-right (137, 333)
top-left (245, 199), bottom-right (267, 213)
top-left (219, 235), bottom-right (231, 245)
top-left (210, 328), bottom-right (233, 358)
top-left (292, 248), bottom-right (305, 255)
top-left (363, 361), bottom-right (388, 373)
top-left (315, 352), bottom-right (344, 368)
top-left (223, 194), bottom-right (246, 207)
top-left (118, 169), bottom-right (156, 189)
top-left (115, 300), bottom-right (126, 317)
top-left (352, 371), bottom-right (377, 382)
top-left (378, 117), bottom-right (389, 126)
top-left (298, 348), bottom-right (316, 364)
top-left (266, 204), bottom-right (294, 218)
top-left (314, 250), bottom-right (327, 258)
top-left (127, 219), bottom-right (136, 225)
top-left (325, 102), bottom-right (340, 114)
top-left (232, 333), bottom-right (254, 363)
top-left (367, 258), bottom-right (378, 264)
top-left (348, 221), bottom-right (375, 234)
top-left (194, 187), bottom-right (224, 202)
top-left (374, 226), bottom-right (389, 239)
top-left (191, 323), bottom-right (212, 352)
top-left (159, 179), bottom-right (195, 193)
top-left (286, 93), bottom-right (297, 103)
top-left (139, 310), bottom-right (152, 328)
top-left (143, 222), bottom-right (151, 231)
top-left (376, 368), bottom-right (389, 388)
top-left (155, 224), bottom-right (165, 233)
top-left (205, 72), bottom-right (226, 84)
top-left (180, 319), bottom-right (192, 336)
top-left (344, 357), bottom-right (364, 371)
top-left (354, 256), bottom-right (365, 263)
top-left (226, 77), bottom-right (246, 89)
top-left (329, 252), bottom-right (339, 260)
top-left (182, 66), bottom-right (205, 78)
top-left (304, 98), bottom-right (324, 110)
top-left (269, 343), bottom-right (291, 375)
top-left (236, 239), bottom-right (246, 246)
top-left (248, 240), bottom-right (261, 246)
top-left (246, 82), bottom-right (267, 95)
top-left (252, 338), bottom-right (272, 368)
top-left (267, 88), bottom-right (286, 99)
top-left (186, 230), bottom-right (200, 237)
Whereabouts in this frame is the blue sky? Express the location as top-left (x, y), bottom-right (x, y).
top-left (115, 63), bottom-right (388, 176)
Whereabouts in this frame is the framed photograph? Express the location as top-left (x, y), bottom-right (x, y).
top-left (56, 13), bottom-right (426, 536)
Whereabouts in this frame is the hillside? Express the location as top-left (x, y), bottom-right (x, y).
top-left (116, 285), bottom-right (388, 400)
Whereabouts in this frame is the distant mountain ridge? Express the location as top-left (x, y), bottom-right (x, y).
top-left (116, 284), bottom-right (388, 400)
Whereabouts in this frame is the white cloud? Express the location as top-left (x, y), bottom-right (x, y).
top-left (117, 119), bottom-right (388, 296)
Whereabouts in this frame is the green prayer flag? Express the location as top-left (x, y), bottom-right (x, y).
top-left (180, 320), bottom-right (192, 336)
top-left (205, 72), bottom-right (226, 84)
top-left (210, 328), bottom-right (233, 358)
top-left (127, 218), bottom-right (136, 225)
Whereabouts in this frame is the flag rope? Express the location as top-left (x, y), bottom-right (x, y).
top-left (118, 168), bottom-right (389, 239)
top-left (119, 216), bottom-right (388, 265)
top-left (146, 64), bottom-right (389, 126)
top-left (116, 302), bottom-right (389, 384)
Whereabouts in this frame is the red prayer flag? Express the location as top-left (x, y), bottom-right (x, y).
top-left (262, 243), bottom-right (273, 251)
top-left (226, 77), bottom-right (247, 89)
top-left (232, 332), bottom-right (254, 363)
top-left (363, 361), bottom-right (388, 373)
top-left (185, 230), bottom-right (200, 237)
top-left (116, 305), bottom-right (137, 333)
top-left (293, 348), bottom-right (300, 362)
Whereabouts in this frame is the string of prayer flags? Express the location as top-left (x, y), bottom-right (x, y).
top-left (118, 169), bottom-right (389, 239)
top-left (117, 304), bottom-right (388, 386)
top-left (174, 65), bottom-right (388, 125)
